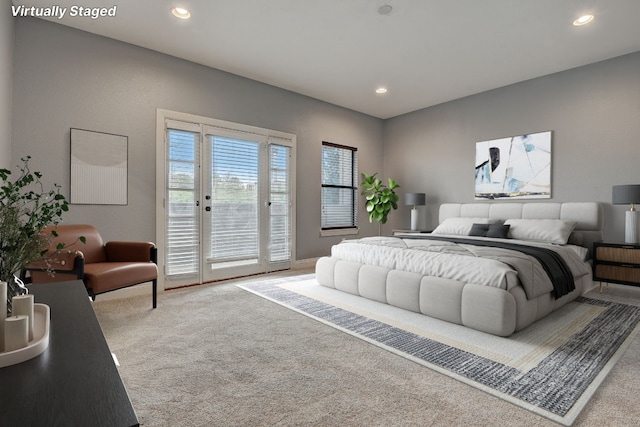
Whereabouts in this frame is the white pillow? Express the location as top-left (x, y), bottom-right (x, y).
top-left (504, 219), bottom-right (577, 244)
top-left (432, 217), bottom-right (499, 236)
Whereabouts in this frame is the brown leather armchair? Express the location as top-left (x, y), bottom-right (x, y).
top-left (24, 224), bottom-right (158, 308)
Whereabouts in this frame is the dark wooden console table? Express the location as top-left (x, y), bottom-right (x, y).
top-left (0, 280), bottom-right (139, 427)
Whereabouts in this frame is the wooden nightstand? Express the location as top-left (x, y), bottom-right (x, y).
top-left (593, 241), bottom-right (640, 292)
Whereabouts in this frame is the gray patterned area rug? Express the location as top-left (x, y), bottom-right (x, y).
top-left (238, 274), bottom-right (640, 426)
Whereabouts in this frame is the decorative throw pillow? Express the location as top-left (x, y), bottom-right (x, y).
top-left (503, 219), bottom-right (577, 244)
top-left (468, 223), bottom-right (490, 236)
top-left (486, 224), bottom-right (511, 238)
top-left (432, 217), bottom-right (499, 236)
top-left (468, 223), bottom-right (510, 238)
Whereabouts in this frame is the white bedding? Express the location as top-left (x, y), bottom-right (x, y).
top-left (331, 235), bottom-right (590, 299)
top-left (318, 202), bottom-right (602, 336)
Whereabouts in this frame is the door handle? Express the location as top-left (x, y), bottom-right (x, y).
top-left (205, 206), bottom-right (211, 212)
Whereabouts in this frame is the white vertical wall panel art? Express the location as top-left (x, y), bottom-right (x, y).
top-left (70, 128), bottom-right (128, 205)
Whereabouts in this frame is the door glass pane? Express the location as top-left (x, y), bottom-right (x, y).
top-left (208, 136), bottom-right (260, 267)
top-left (269, 144), bottom-right (290, 262)
top-left (166, 129), bottom-right (200, 277)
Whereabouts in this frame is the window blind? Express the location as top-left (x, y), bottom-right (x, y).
top-left (208, 136), bottom-right (259, 263)
top-left (165, 127), bottom-right (200, 277)
top-left (321, 142), bottom-right (358, 229)
top-left (269, 143), bottom-right (291, 262)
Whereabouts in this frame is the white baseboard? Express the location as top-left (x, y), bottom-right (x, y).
top-left (91, 259), bottom-right (320, 305)
top-left (292, 257), bottom-right (319, 270)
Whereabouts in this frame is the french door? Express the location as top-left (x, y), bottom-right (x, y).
top-left (157, 111), bottom-right (295, 289)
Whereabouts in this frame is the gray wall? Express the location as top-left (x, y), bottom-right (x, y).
top-left (0, 0), bottom-right (13, 168)
top-left (12, 16), bottom-right (640, 259)
top-left (384, 51), bottom-right (640, 242)
top-left (11, 18), bottom-right (384, 259)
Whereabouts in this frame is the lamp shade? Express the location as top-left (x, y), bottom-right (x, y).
top-left (613, 185), bottom-right (640, 205)
top-left (404, 193), bottom-right (425, 206)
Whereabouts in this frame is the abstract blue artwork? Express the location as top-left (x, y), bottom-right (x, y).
top-left (475, 131), bottom-right (552, 199)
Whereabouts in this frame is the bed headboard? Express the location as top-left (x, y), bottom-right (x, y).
top-left (439, 202), bottom-right (603, 254)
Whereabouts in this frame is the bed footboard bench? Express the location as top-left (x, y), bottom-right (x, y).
top-left (316, 255), bottom-right (586, 337)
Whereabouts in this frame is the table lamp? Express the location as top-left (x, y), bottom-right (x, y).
top-left (404, 193), bottom-right (425, 231)
top-left (613, 184), bottom-right (640, 244)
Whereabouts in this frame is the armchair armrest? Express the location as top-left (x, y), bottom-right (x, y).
top-left (22, 250), bottom-right (85, 282)
top-left (105, 241), bottom-right (157, 263)
top-left (24, 250), bottom-right (84, 273)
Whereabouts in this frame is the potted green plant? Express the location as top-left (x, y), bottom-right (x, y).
top-left (360, 172), bottom-right (400, 235)
top-left (0, 157), bottom-right (71, 310)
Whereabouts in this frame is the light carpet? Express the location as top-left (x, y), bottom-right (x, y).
top-left (239, 274), bottom-right (640, 426)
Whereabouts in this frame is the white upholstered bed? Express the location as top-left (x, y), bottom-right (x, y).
top-left (315, 202), bottom-right (603, 336)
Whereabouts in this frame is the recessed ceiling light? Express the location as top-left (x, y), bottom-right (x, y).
top-left (378, 5), bottom-right (393, 15)
top-left (376, 87), bottom-right (388, 94)
top-left (573, 14), bottom-right (594, 26)
top-left (172, 7), bottom-right (191, 19)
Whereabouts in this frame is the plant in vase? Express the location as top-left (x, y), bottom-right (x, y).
top-left (360, 172), bottom-right (400, 235)
top-left (0, 157), bottom-right (72, 312)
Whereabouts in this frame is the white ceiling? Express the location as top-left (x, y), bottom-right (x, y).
top-left (24, 0), bottom-right (640, 119)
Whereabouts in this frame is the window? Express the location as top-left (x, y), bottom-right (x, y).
top-left (321, 141), bottom-right (358, 232)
